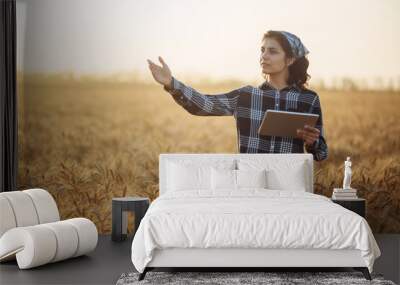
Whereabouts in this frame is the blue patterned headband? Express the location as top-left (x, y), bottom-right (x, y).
top-left (279, 31), bottom-right (309, 59)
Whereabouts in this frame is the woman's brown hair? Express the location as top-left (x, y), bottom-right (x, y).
top-left (262, 30), bottom-right (310, 89)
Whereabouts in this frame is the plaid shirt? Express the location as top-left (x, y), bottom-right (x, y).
top-left (163, 77), bottom-right (328, 161)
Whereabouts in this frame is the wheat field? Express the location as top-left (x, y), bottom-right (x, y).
top-left (17, 76), bottom-right (400, 233)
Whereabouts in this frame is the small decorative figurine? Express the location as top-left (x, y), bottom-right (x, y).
top-left (343, 157), bottom-right (352, 190)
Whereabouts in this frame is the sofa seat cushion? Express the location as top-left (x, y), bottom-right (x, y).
top-left (0, 218), bottom-right (98, 269)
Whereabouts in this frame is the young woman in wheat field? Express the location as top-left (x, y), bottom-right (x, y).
top-left (147, 30), bottom-right (328, 161)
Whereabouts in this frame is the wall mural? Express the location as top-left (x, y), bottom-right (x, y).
top-left (16, 0), bottom-right (400, 234)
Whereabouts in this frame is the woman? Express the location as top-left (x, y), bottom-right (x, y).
top-left (147, 30), bottom-right (328, 161)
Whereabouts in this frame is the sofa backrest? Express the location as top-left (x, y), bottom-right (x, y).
top-left (0, 188), bottom-right (60, 238)
top-left (159, 153), bottom-right (314, 195)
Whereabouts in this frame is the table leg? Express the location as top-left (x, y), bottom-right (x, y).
top-left (112, 202), bottom-right (123, 241)
top-left (122, 210), bottom-right (128, 239)
top-left (133, 202), bottom-right (149, 237)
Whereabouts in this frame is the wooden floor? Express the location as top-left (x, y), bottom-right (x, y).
top-left (0, 234), bottom-right (399, 285)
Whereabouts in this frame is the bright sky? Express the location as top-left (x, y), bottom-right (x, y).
top-left (17, 0), bottom-right (400, 86)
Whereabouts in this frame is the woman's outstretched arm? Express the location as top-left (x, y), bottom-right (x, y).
top-left (147, 56), bottom-right (247, 116)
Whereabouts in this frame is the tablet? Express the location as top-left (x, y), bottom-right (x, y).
top-left (257, 110), bottom-right (319, 137)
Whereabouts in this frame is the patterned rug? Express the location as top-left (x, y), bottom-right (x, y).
top-left (116, 271), bottom-right (396, 285)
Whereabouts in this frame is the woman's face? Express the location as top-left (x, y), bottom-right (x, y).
top-left (260, 37), bottom-right (293, 75)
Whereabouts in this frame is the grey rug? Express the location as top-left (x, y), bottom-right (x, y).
top-left (116, 271), bottom-right (396, 285)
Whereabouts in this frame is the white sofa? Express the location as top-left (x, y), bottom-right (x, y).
top-left (0, 188), bottom-right (98, 269)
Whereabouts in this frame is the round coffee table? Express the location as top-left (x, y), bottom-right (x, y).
top-left (111, 197), bottom-right (150, 242)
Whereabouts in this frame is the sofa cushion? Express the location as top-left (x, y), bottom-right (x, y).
top-left (0, 196), bottom-right (17, 237)
top-left (24, 189), bottom-right (60, 224)
top-left (0, 218), bottom-right (97, 269)
top-left (0, 191), bottom-right (39, 228)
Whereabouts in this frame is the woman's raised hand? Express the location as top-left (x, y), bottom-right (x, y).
top-left (147, 56), bottom-right (173, 89)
